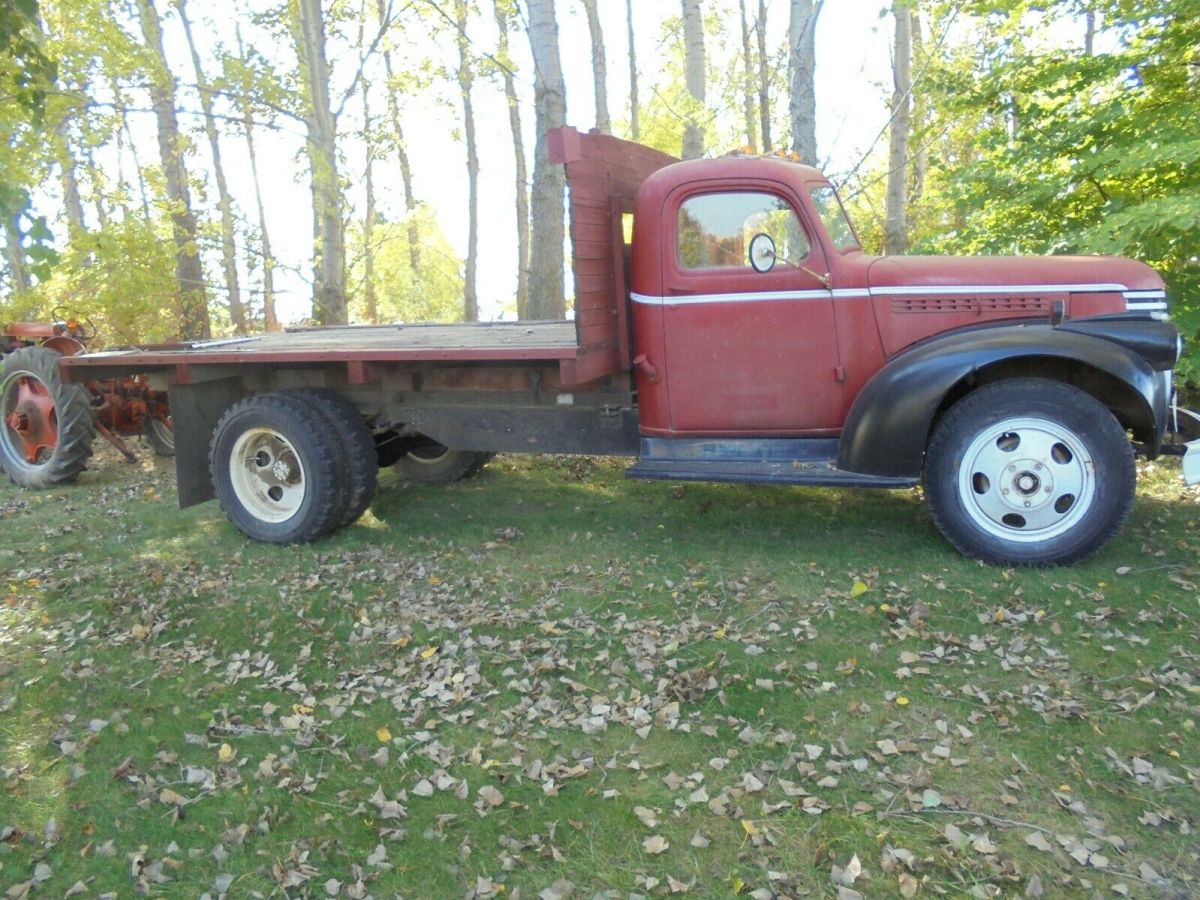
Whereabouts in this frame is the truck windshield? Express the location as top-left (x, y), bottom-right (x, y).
top-left (808, 185), bottom-right (860, 252)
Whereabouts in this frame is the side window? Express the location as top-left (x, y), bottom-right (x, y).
top-left (677, 192), bottom-right (810, 270)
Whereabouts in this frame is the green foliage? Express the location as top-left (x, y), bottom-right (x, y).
top-left (347, 206), bottom-right (465, 324)
top-left (910, 0), bottom-right (1200, 377)
top-left (0, 0), bottom-right (56, 123)
top-left (22, 216), bottom-right (184, 343)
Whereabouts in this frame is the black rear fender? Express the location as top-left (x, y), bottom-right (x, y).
top-left (837, 324), bottom-right (1169, 479)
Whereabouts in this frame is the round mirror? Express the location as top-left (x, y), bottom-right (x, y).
top-left (748, 233), bottom-right (776, 273)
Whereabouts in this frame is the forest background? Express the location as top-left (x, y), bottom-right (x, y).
top-left (2, 0), bottom-right (1198, 379)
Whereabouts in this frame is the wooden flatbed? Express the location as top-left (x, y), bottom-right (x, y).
top-left (60, 320), bottom-right (582, 383)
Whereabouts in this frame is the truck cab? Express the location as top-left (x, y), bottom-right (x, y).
top-left (609, 139), bottom-right (1189, 564)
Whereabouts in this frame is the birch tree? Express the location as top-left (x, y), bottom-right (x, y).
top-left (681, 0), bottom-right (705, 159)
top-left (376, 0), bottom-right (420, 274)
top-left (788, 0), bottom-right (822, 164)
top-left (453, 0), bottom-right (479, 322)
top-left (578, 0), bottom-right (609, 133)
top-left (176, 0), bottom-right (246, 333)
top-left (231, 24), bottom-right (279, 331)
top-left (493, 0), bottom-right (529, 317)
top-left (134, 0), bottom-right (210, 339)
top-left (738, 0), bottom-right (757, 150)
top-left (883, 0), bottom-right (912, 255)
top-left (755, 0), bottom-right (771, 150)
top-left (524, 0), bottom-right (566, 319)
top-left (625, 0), bottom-right (638, 139)
top-left (294, 0), bottom-right (346, 325)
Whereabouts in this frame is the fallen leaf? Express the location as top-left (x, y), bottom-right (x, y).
top-left (218, 743), bottom-right (236, 763)
top-left (376, 726), bottom-right (391, 743)
top-left (642, 834), bottom-right (669, 855)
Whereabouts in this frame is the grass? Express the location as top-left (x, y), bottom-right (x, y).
top-left (1, 443), bottom-right (1198, 898)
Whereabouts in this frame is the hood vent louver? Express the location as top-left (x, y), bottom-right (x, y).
top-left (891, 296), bottom-right (1049, 314)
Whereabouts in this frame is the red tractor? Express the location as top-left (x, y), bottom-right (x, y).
top-left (0, 308), bottom-right (173, 488)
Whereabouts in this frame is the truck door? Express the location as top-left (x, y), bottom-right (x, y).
top-left (655, 186), bottom-right (843, 433)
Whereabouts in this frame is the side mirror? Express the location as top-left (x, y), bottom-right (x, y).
top-left (748, 233), bottom-right (776, 273)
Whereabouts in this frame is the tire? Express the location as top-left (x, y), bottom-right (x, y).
top-left (283, 388), bottom-right (378, 526)
top-left (144, 413), bottom-right (175, 457)
top-left (923, 378), bottom-right (1135, 566)
top-left (0, 346), bottom-right (96, 488)
top-left (209, 393), bottom-right (348, 543)
top-left (391, 437), bottom-right (491, 484)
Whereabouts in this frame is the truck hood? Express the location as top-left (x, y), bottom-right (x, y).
top-left (865, 254), bottom-right (1165, 294)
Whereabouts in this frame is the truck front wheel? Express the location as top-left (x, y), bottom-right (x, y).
top-left (210, 394), bottom-right (347, 543)
top-left (391, 438), bottom-right (491, 484)
top-left (924, 378), bottom-right (1135, 566)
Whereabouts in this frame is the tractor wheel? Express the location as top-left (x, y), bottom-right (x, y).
top-left (209, 393), bottom-right (348, 543)
top-left (144, 413), bottom-right (175, 457)
top-left (0, 346), bottom-right (96, 488)
top-left (283, 388), bottom-right (377, 526)
top-left (391, 437), bottom-right (491, 484)
top-left (924, 378), bottom-right (1135, 566)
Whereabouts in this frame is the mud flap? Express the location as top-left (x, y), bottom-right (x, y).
top-left (1184, 440), bottom-right (1200, 486)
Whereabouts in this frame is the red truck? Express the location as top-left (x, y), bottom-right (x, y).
top-left (40, 127), bottom-right (1198, 565)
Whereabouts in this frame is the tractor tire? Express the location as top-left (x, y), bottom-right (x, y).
top-left (209, 393), bottom-right (348, 543)
top-left (144, 414), bottom-right (175, 457)
top-left (923, 378), bottom-right (1135, 566)
top-left (391, 438), bottom-right (491, 484)
top-left (283, 388), bottom-right (378, 526)
top-left (0, 346), bottom-right (96, 488)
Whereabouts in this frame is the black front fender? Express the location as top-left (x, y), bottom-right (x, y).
top-left (837, 323), bottom-right (1168, 479)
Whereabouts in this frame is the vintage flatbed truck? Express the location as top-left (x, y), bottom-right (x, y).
top-left (47, 126), bottom-right (1199, 565)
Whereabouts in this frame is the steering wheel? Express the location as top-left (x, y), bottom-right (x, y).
top-left (50, 306), bottom-right (98, 340)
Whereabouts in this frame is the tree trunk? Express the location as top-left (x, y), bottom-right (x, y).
top-left (362, 90), bottom-right (378, 325)
top-left (681, 0), bottom-right (705, 159)
top-left (579, 0), bottom-right (610, 134)
top-left (494, 0), bottom-right (529, 318)
top-left (883, 1), bottom-right (911, 256)
top-left (112, 77), bottom-right (152, 218)
top-left (755, 0), bottom-right (771, 150)
top-left (235, 24), bottom-right (278, 332)
top-left (454, 0), bottom-right (479, 322)
top-left (788, 0), bottom-right (821, 165)
top-left (910, 8), bottom-right (926, 209)
top-left (177, 0), bottom-right (246, 333)
top-left (86, 146), bottom-right (109, 228)
top-left (377, 0), bottom-right (420, 274)
top-left (626, 0), bottom-right (639, 140)
top-left (5, 216), bottom-right (29, 293)
top-left (243, 112), bottom-right (278, 332)
top-left (1084, 10), bottom-right (1095, 56)
top-left (58, 126), bottom-right (87, 242)
top-left (135, 0), bottom-right (210, 340)
top-left (738, 0), bottom-right (757, 150)
top-left (295, 0), bottom-right (347, 326)
top-left (524, 0), bottom-right (567, 319)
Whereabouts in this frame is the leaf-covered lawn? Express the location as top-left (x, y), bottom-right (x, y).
top-left (1, 446), bottom-right (1198, 898)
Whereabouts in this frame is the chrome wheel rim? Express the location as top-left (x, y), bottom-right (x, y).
top-left (229, 427), bottom-right (306, 523)
top-left (959, 416), bottom-right (1095, 543)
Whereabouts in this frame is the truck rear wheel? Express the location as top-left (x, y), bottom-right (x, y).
top-left (144, 412), bottom-right (175, 457)
top-left (391, 438), bottom-right (491, 484)
top-left (0, 347), bottom-right (96, 488)
top-left (924, 378), bottom-right (1135, 566)
top-left (210, 393), bottom-right (347, 543)
top-left (283, 388), bottom-right (378, 527)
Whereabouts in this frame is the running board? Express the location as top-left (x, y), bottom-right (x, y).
top-left (625, 438), bottom-right (917, 489)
